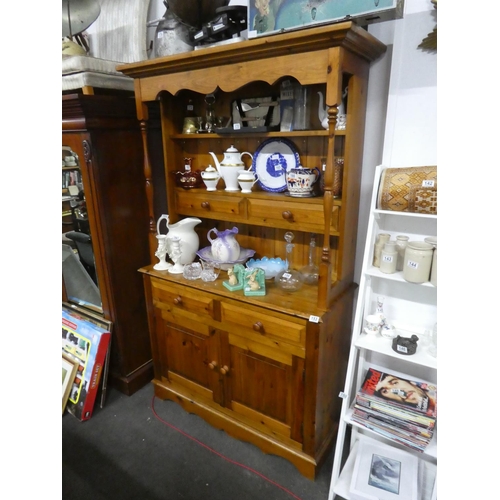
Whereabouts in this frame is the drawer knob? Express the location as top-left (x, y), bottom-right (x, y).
top-left (173, 296), bottom-right (183, 305)
top-left (208, 361), bottom-right (218, 370)
top-left (253, 321), bottom-right (264, 333)
top-left (201, 201), bottom-right (210, 209)
top-left (282, 210), bottom-right (294, 221)
top-left (220, 365), bottom-right (230, 375)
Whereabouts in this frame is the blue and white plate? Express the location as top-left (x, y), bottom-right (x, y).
top-left (252, 138), bottom-right (300, 192)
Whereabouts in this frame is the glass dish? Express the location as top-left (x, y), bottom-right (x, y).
top-left (246, 257), bottom-right (287, 279)
top-left (182, 262), bottom-right (202, 280)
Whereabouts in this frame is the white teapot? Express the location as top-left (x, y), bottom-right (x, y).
top-left (209, 145), bottom-right (253, 192)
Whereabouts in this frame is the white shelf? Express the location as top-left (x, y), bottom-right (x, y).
top-left (328, 165), bottom-right (438, 500)
top-left (355, 332), bottom-right (437, 369)
top-left (344, 409), bottom-right (438, 459)
top-left (373, 209), bottom-right (437, 220)
top-left (365, 266), bottom-right (436, 287)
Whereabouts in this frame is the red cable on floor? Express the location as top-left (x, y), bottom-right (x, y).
top-left (151, 395), bottom-right (303, 500)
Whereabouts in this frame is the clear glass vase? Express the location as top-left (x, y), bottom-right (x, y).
top-left (275, 232), bottom-right (304, 292)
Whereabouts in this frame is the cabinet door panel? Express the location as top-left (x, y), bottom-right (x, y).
top-left (226, 341), bottom-right (305, 444)
top-left (162, 319), bottom-right (222, 403)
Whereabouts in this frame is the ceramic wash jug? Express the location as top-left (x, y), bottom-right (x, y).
top-left (156, 214), bottom-right (201, 265)
top-left (207, 227), bottom-right (240, 262)
top-left (209, 145), bottom-right (253, 191)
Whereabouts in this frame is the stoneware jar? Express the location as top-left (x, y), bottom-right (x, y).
top-left (395, 235), bottom-right (409, 271)
top-left (403, 241), bottom-right (434, 283)
top-left (373, 233), bottom-right (391, 267)
top-left (380, 242), bottom-right (397, 274)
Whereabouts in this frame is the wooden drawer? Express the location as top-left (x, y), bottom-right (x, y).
top-left (176, 190), bottom-right (247, 222)
top-left (150, 277), bottom-right (217, 323)
top-left (247, 198), bottom-right (339, 234)
top-left (220, 300), bottom-right (307, 350)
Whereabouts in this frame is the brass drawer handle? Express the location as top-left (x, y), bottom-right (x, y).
top-left (253, 321), bottom-right (264, 333)
top-left (201, 201), bottom-right (210, 209)
top-left (282, 210), bottom-right (294, 221)
top-left (220, 365), bottom-right (229, 375)
top-left (173, 296), bottom-right (183, 305)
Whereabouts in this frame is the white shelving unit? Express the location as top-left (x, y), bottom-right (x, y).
top-left (328, 165), bottom-right (437, 500)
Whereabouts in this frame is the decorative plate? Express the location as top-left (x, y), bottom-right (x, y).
top-left (196, 247), bottom-right (256, 270)
top-left (251, 138), bottom-right (300, 192)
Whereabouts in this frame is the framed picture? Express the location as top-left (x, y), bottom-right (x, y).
top-left (248, 0), bottom-right (404, 40)
top-left (350, 436), bottom-right (419, 500)
top-left (62, 352), bottom-right (79, 414)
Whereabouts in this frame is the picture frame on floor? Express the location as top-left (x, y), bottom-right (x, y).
top-left (62, 352), bottom-right (79, 414)
top-left (350, 436), bottom-right (419, 500)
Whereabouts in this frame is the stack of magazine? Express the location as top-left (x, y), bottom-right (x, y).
top-left (351, 367), bottom-right (437, 453)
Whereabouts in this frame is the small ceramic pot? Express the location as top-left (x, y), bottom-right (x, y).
top-left (286, 166), bottom-right (320, 197)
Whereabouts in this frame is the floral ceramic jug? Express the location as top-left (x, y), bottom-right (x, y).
top-left (207, 227), bottom-right (240, 262)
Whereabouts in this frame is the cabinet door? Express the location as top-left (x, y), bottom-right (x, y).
top-left (155, 309), bottom-right (223, 405)
top-left (220, 329), bottom-right (305, 445)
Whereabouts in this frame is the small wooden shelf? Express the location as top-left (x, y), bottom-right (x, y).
top-left (172, 129), bottom-right (344, 140)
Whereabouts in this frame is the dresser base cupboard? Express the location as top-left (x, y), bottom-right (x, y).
top-left (119, 22), bottom-right (387, 477)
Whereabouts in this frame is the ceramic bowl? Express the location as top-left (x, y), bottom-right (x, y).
top-left (196, 247), bottom-right (255, 270)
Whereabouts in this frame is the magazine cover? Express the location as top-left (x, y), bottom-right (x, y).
top-left (358, 367), bottom-right (437, 418)
top-left (62, 308), bottom-right (111, 421)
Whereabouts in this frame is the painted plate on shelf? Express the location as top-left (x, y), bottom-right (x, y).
top-left (251, 138), bottom-right (300, 192)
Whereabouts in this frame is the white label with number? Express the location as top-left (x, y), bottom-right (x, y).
top-left (309, 315), bottom-right (320, 323)
top-left (422, 179), bottom-right (435, 188)
top-left (407, 260), bottom-right (419, 269)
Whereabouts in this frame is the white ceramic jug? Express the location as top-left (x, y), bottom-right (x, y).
top-left (156, 214), bottom-right (201, 265)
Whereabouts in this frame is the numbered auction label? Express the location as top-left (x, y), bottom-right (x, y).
top-left (422, 179), bottom-right (435, 188)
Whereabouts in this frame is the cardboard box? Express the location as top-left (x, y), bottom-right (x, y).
top-left (248, 0), bottom-right (404, 39)
top-left (62, 308), bottom-right (111, 421)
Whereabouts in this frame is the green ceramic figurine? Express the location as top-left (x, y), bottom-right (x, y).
top-left (243, 267), bottom-right (266, 296)
top-left (223, 264), bottom-right (245, 291)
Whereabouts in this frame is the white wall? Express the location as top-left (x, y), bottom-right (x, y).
top-left (354, 0), bottom-right (437, 281)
